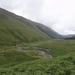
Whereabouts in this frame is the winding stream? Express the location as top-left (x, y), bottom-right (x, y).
top-left (18, 46), bottom-right (53, 58)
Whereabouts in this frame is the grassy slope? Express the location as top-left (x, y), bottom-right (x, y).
top-left (0, 14), bottom-right (51, 46)
top-left (0, 8), bottom-right (64, 46)
top-left (0, 40), bottom-right (75, 75)
top-left (35, 23), bottom-right (63, 39)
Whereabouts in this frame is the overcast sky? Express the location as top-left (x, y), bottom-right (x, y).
top-left (0, 0), bottom-right (75, 35)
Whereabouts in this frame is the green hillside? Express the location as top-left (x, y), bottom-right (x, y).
top-left (0, 8), bottom-right (64, 46)
top-left (38, 40), bottom-right (75, 57)
top-left (0, 8), bottom-right (52, 46)
top-left (35, 23), bottom-right (63, 39)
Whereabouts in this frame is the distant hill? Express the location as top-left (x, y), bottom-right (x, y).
top-left (35, 23), bottom-right (63, 39)
top-left (0, 8), bottom-right (63, 46)
top-left (65, 34), bottom-right (75, 40)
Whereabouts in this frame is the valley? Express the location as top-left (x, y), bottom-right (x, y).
top-left (0, 8), bottom-right (75, 75)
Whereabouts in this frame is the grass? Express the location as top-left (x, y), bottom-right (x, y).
top-left (0, 46), bottom-right (39, 65)
top-left (0, 40), bottom-right (75, 75)
top-left (38, 40), bottom-right (75, 57)
top-left (0, 12), bottom-right (51, 46)
top-left (0, 52), bottom-right (75, 75)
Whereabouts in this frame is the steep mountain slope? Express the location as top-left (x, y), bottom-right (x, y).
top-left (0, 8), bottom-right (63, 46)
top-left (0, 8), bottom-right (51, 46)
top-left (35, 23), bottom-right (63, 39)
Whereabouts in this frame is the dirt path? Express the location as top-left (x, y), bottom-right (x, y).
top-left (18, 46), bottom-right (53, 58)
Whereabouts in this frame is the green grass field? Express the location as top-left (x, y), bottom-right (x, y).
top-left (38, 40), bottom-right (75, 57)
top-left (0, 51), bottom-right (75, 75)
top-left (0, 46), bottom-right (39, 65)
top-left (0, 40), bottom-right (75, 75)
